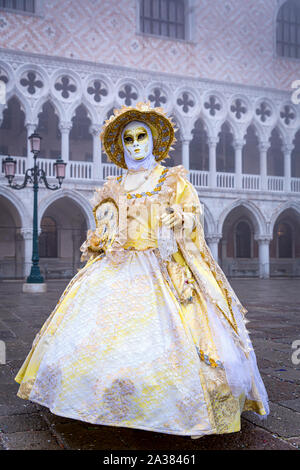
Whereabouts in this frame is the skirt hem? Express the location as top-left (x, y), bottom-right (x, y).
top-left (27, 396), bottom-right (223, 438)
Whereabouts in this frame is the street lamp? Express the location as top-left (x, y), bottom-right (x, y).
top-left (2, 155), bottom-right (16, 184)
top-left (2, 133), bottom-right (67, 293)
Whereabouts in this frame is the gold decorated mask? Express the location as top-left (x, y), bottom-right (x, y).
top-left (123, 121), bottom-right (150, 160)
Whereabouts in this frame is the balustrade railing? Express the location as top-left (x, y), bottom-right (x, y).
top-left (189, 170), bottom-right (209, 187)
top-left (0, 155), bottom-right (94, 180)
top-left (291, 178), bottom-right (300, 193)
top-left (102, 163), bottom-right (123, 179)
top-left (38, 158), bottom-right (57, 177)
top-left (242, 174), bottom-right (260, 190)
top-left (2, 157), bottom-right (300, 195)
top-left (217, 172), bottom-right (235, 189)
top-left (68, 161), bottom-right (93, 179)
top-left (267, 176), bottom-right (284, 192)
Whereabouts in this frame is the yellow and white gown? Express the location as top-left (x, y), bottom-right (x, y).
top-left (15, 164), bottom-right (269, 437)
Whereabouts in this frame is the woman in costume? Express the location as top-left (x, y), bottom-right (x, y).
top-left (15, 102), bottom-right (269, 438)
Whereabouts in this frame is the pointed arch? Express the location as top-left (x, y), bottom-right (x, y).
top-left (243, 123), bottom-right (260, 175)
top-left (68, 97), bottom-right (98, 125)
top-left (4, 91), bottom-right (31, 123)
top-left (169, 107), bottom-right (186, 138)
top-left (292, 128), bottom-right (300, 177)
top-left (269, 123), bottom-right (287, 147)
top-left (69, 103), bottom-right (93, 162)
top-left (216, 118), bottom-right (239, 142)
top-left (269, 200), bottom-right (300, 235)
top-left (246, 119), bottom-right (265, 144)
top-left (168, 108), bottom-right (184, 167)
top-left (0, 95), bottom-right (27, 157)
top-left (218, 199), bottom-right (266, 237)
top-left (100, 105), bottom-right (116, 163)
top-left (0, 187), bottom-right (31, 229)
top-left (216, 120), bottom-right (235, 173)
top-left (267, 126), bottom-right (285, 176)
top-left (190, 113), bottom-right (212, 139)
top-left (38, 189), bottom-right (95, 229)
top-left (100, 101), bottom-right (120, 124)
top-left (35, 100), bottom-right (62, 159)
top-left (189, 116), bottom-right (209, 171)
top-left (33, 95), bottom-right (65, 123)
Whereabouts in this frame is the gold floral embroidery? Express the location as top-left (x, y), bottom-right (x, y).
top-left (166, 260), bottom-right (195, 304)
top-left (102, 379), bottom-right (137, 420)
top-left (17, 378), bottom-right (35, 400)
top-left (209, 385), bottom-right (241, 433)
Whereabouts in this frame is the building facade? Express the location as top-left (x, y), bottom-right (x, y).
top-left (0, 0), bottom-right (300, 280)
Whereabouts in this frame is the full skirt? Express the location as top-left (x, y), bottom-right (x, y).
top-left (15, 248), bottom-right (268, 437)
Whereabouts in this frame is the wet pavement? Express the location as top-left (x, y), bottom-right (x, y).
top-left (0, 278), bottom-right (300, 450)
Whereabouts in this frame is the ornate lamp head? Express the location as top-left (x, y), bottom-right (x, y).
top-left (53, 157), bottom-right (67, 186)
top-left (28, 132), bottom-right (42, 153)
top-left (3, 155), bottom-right (16, 184)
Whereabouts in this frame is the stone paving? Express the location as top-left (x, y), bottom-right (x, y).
top-left (0, 278), bottom-right (300, 450)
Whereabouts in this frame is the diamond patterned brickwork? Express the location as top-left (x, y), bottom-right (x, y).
top-left (0, 0), bottom-right (298, 92)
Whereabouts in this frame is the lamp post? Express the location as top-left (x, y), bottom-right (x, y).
top-left (3, 133), bottom-right (67, 293)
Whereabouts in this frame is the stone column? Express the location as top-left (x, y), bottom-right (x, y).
top-left (20, 228), bottom-right (33, 278)
top-left (26, 123), bottom-right (37, 169)
top-left (0, 102), bottom-right (5, 124)
top-left (72, 230), bottom-right (82, 272)
top-left (181, 138), bottom-right (191, 171)
top-left (15, 231), bottom-right (24, 279)
top-left (220, 239), bottom-right (228, 271)
top-left (234, 140), bottom-right (244, 190)
top-left (255, 236), bottom-right (271, 279)
top-left (283, 144), bottom-right (293, 193)
top-left (206, 234), bottom-right (221, 263)
top-left (59, 121), bottom-right (72, 178)
top-left (90, 124), bottom-right (102, 180)
top-left (259, 142), bottom-right (269, 191)
top-left (221, 239), bottom-right (227, 260)
top-left (208, 138), bottom-right (217, 188)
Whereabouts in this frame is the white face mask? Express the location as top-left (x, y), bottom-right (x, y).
top-left (123, 121), bottom-right (150, 161)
